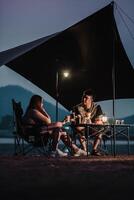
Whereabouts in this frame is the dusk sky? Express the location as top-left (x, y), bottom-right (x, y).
top-left (0, 0), bottom-right (134, 118)
top-left (0, 0), bottom-right (134, 67)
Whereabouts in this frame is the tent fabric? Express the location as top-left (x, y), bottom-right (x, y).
top-left (0, 3), bottom-right (134, 110)
top-left (0, 32), bottom-right (60, 67)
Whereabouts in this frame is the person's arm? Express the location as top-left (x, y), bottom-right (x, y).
top-left (94, 105), bottom-right (103, 124)
top-left (33, 109), bottom-right (64, 129)
top-left (96, 105), bottom-right (103, 116)
top-left (38, 107), bottom-right (51, 119)
top-left (47, 121), bottom-right (63, 130)
top-left (33, 109), bottom-right (51, 124)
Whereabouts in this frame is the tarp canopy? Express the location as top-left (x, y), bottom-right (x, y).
top-left (0, 2), bottom-right (134, 110)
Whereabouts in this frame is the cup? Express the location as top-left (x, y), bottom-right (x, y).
top-left (121, 120), bottom-right (124, 124)
top-left (115, 120), bottom-right (120, 125)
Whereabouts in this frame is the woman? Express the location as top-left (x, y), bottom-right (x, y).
top-left (23, 95), bottom-right (87, 157)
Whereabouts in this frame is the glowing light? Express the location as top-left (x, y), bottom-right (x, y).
top-left (63, 71), bottom-right (69, 78)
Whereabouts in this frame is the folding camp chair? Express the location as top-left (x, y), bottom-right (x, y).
top-left (12, 99), bottom-right (51, 155)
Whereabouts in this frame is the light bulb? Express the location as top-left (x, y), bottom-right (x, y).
top-left (63, 71), bottom-right (69, 78)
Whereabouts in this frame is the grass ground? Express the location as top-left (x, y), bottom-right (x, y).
top-left (0, 155), bottom-right (134, 200)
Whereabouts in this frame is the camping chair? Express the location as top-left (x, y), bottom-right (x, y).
top-left (12, 99), bottom-right (51, 155)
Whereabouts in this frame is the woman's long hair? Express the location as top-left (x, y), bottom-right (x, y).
top-left (27, 95), bottom-right (42, 111)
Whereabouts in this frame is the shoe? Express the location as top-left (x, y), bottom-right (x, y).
top-left (91, 150), bottom-right (101, 156)
top-left (73, 149), bottom-right (87, 157)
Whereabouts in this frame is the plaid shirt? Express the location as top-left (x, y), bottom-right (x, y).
top-left (72, 102), bottom-right (103, 123)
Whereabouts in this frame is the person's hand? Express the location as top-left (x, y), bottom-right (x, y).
top-left (55, 121), bottom-right (63, 128)
top-left (86, 112), bottom-right (91, 118)
top-left (95, 119), bottom-right (103, 125)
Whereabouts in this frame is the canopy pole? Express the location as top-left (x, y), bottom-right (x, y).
top-left (112, 31), bottom-right (116, 157)
top-left (56, 71), bottom-right (59, 121)
top-left (112, 1), bottom-right (117, 157)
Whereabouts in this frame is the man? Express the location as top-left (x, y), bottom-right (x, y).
top-left (71, 89), bottom-right (104, 156)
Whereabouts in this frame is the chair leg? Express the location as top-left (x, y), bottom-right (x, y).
top-left (14, 134), bottom-right (24, 155)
